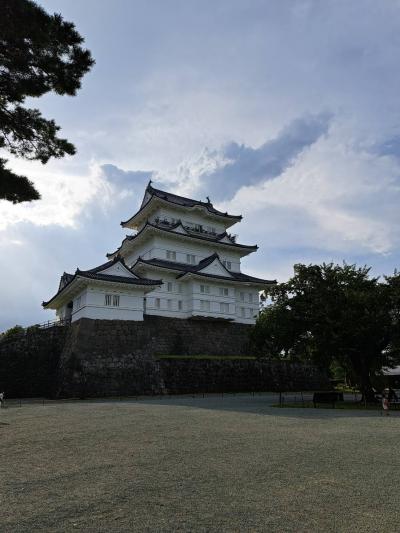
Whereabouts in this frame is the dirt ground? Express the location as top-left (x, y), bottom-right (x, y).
top-left (1, 394), bottom-right (399, 532)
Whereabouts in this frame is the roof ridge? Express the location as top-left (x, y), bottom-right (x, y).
top-left (107, 222), bottom-right (257, 259)
top-left (121, 185), bottom-right (242, 226)
top-left (133, 255), bottom-right (276, 284)
top-left (150, 184), bottom-right (211, 207)
top-left (80, 255), bottom-right (130, 274)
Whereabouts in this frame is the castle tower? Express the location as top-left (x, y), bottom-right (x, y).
top-left (43, 182), bottom-right (274, 323)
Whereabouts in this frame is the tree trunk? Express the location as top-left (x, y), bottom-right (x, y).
top-left (359, 366), bottom-right (376, 403)
top-left (351, 355), bottom-right (376, 403)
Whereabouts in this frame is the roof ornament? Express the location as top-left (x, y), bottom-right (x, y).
top-left (206, 196), bottom-right (211, 204)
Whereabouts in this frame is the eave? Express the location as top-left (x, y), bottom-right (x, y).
top-left (43, 272), bottom-right (162, 310)
top-left (175, 271), bottom-right (273, 288)
top-left (131, 255), bottom-right (276, 287)
top-left (120, 195), bottom-right (242, 230)
top-left (107, 222), bottom-right (257, 259)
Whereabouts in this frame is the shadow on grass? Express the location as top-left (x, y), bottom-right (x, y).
top-left (4, 393), bottom-right (400, 421)
top-left (132, 393), bottom-right (398, 420)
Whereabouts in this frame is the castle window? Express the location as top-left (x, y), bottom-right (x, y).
top-left (240, 307), bottom-right (246, 318)
top-left (177, 283), bottom-right (183, 293)
top-left (167, 299), bottom-right (172, 310)
top-left (166, 250), bottom-right (176, 260)
top-left (200, 284), bottom-right (210, 294)
top-left (186, 254), bottom-right (196, 264)
top-left (220, 302), bottom-right (229, 314)
top-left (178, 300), bottom-right (183, 311)
top-left (194, 224), bottom-right (203, 232)
top-left (200, 300), bottom-right (210, 311)
top-left (113, 295), bottom-right (120, 307)
top-left (240, 292), bottom-right (245, 302)
top-left (167, 282), bottom-right (173, 292)
top-left (219, 287), bottom-right (229, 296)
top-left (155, 298), bottom-right (160, 309)
top-left (104, 294), bottom-right (112, 306)
top-left (222, 260), bottom-right (232, 270)
top-left (75, 296), bottom-right (81, 309)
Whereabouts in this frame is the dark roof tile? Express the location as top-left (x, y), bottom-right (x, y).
top-left (121, 183), bottom-right (242, 226)
top-left (134, 254), bottom-right (275, 285)
top-left (148, 184), bottom-right (242, 219)
top-left (107, 221), bottom-right (257, 258)
top-left (43, 260), bottom-right (162, 307)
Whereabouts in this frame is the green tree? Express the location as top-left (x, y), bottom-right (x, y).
top-left (0, 0), bottom-right (94, 203)
top-left (385, 270), bottom-right (400, 360)
top-left (252, 263), bottom-right (399, 400)
top-left (0, 324), bottom-right (25, 340)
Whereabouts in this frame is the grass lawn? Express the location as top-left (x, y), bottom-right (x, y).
top-left (1, 394), bottom-right (400, 532)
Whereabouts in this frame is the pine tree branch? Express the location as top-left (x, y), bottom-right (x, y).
top-left (0, 159), bottom-right (40, 203)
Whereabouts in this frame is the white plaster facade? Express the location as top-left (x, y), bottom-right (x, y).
top-left (43, 258), bottom-right (162, 323)
top-left (43, 183), bottom-right (274, 323)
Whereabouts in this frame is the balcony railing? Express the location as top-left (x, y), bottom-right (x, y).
top-left (0, 318), bottom-right (71, 346)
top-left (154, 217), bottom-right (237, 242)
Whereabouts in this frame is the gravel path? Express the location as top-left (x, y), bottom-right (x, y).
top-left (1, 394), bottom-right (399, 532)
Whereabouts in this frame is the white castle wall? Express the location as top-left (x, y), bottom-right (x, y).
top-left (141, 269), bottom-right (260, 324)
top-left (125, 235), bottom-right (243, 272)
top-left (68, 286), bottom-right (146, 322)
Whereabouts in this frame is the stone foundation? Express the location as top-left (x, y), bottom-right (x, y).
top-left (159, 358), bottom-right (327, 395)
top-left (0, 326), bottom-right (67, 397)
top-left (0, 317), bottom-right (330, 398)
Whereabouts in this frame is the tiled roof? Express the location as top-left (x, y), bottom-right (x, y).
top-left (133, 253), bottom-right (275, 285)
top-left (120, 182), bottom-right (242, 226)
top-left (58, 272), bottom-right (74, 290)
top-left (75, 271), bottom-right (162, 285)
top-left (43, 259), bottom-right (162, 307)
top-left (107, 221), bottom-right (257, 258)
top-left (84, 255), bottom-right (133, 274)
top-left (146, 184), bottom-right (242, 220)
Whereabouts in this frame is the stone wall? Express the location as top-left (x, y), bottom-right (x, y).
top-left (0, 316), bottom-right (330, 398)
top-left (0, 326), bottom-right (67, 397)
top-left (64, 315), bottom-right (253, 358)
top-left (57, 316), bottom-right (253, 397)
top-left (159, 359), bottom-right (328, 395)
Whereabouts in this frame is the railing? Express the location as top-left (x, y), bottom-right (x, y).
top-left (0, 317), bottom-right (71, 346)
top-left (37, 317), bottom-right (71, 330)
top-left (154, 217), bottom-right (237, 242)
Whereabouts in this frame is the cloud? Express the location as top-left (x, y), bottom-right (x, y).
top-left (0, 167), bottom-right (151, 331)
top-left (195, 113), bottom-right (331, 201)
top-left (372, 136), bottom-right (400, 159)
top-left (100, 164), bottom-right (153, 188)
top-left (2, 0), bottom-right (400, 332)
top-left (225, 129), bottom-right (400, 270)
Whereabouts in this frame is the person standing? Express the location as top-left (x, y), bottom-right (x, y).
top-left (381, 387), bottom-right (397, 415)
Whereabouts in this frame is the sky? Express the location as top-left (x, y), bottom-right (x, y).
top-left (1, 0), bottom-right (400, 330)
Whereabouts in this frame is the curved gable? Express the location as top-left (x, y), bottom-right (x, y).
top-left (99, 261), bottom-right (139, 278)
top-left (196, 257), bottom-right (234, 277)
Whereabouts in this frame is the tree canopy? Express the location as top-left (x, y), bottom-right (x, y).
top-left (0, 0), bottom-right (94, 203)
top-left (252, 263), bottom-right (400, 399)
